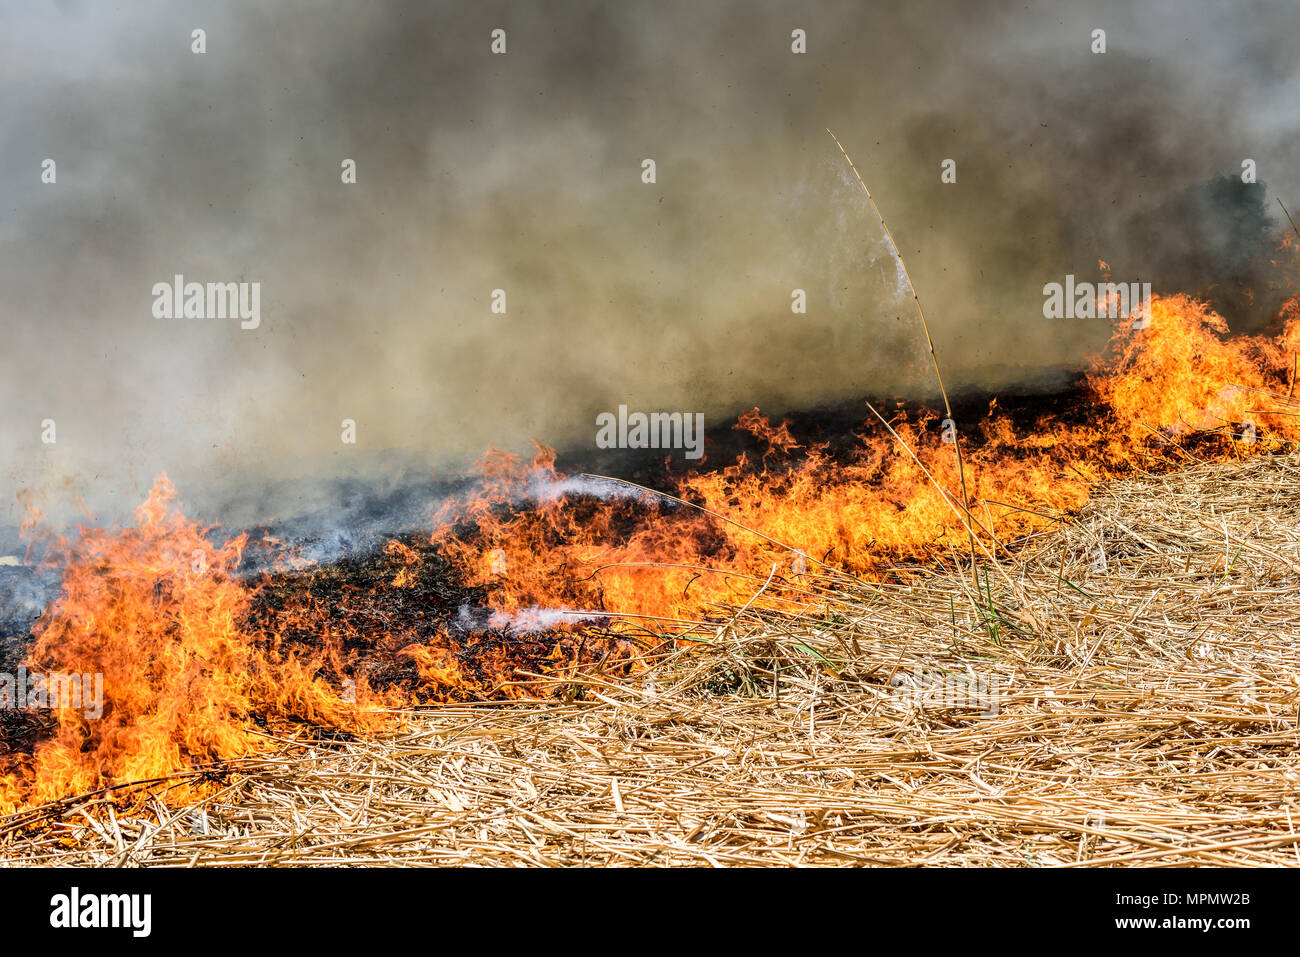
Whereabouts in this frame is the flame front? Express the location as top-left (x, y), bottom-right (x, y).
top-left (4, 292), bottom-right (1300, 813)
top-left (436, 294), bottom-right (1300, 622)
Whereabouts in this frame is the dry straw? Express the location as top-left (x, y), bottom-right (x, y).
top-left (5, 453), bottom-right (1300, 866)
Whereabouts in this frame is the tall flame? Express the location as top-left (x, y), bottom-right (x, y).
top-left (4, 292), bottom-right (1299, 813)
top-left (3, 477), bottom-right (369, 809)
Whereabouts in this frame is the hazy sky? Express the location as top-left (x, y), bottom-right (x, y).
top-left (2, 0), bottom-right (1297, 531)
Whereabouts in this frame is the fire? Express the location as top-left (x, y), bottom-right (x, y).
top-left (1, 477), bottom-right (372, 811)
top-left (3, 292), bottom-right (1299, 813)
top-left (432, 293), bottom-right (1300, 622)
top-left (1091, 294), bottom-right (1300, 443)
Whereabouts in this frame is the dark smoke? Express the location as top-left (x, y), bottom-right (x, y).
top-left (1, 0), bottom-right (1297, 541)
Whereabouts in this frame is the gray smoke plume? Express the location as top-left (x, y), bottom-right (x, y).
top-left (1, 0), bottom-right (1297, 538)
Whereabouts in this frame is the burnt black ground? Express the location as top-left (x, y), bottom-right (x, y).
top-left (0, 376), bottom-right (1099, 682)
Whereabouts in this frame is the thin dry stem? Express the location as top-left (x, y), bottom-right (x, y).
top-left (826, 127), bottom-right (980, 589)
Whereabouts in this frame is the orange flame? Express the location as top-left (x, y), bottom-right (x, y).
top-left (432, 294), bottom-right (1300, 622)
top-left (4, 292), bottom-right (1300, 813)
top-left (2, 477), bottom-right (372, 810)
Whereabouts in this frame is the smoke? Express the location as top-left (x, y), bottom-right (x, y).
top-left (456, 604), bottom-right (608, 637)
top-left (1, 0), bottom-right (1297, 534)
